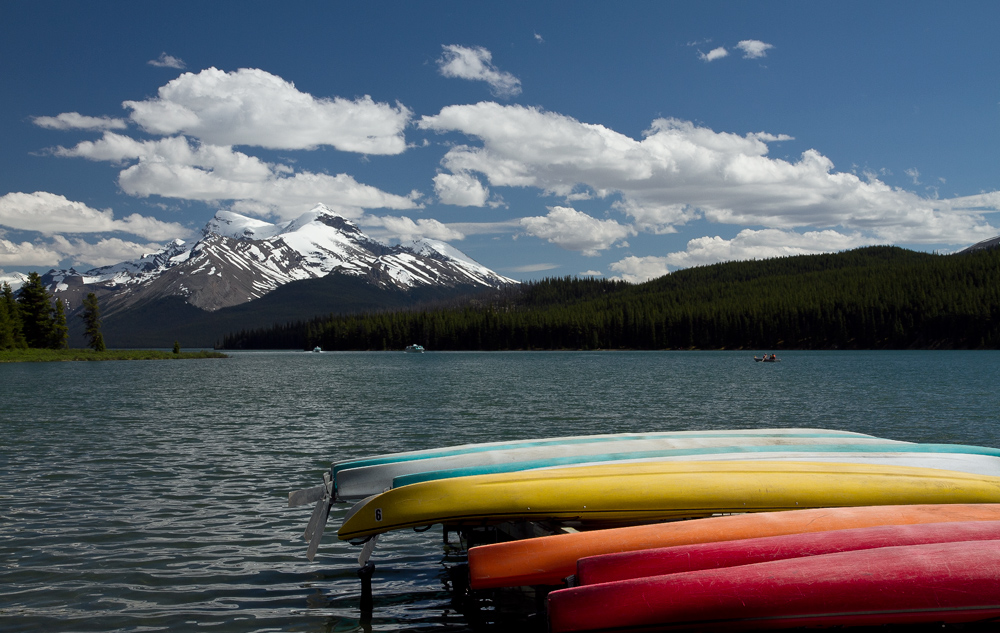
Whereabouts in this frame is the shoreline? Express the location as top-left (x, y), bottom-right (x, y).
top-left (0, 349), bottom-right (228, 362)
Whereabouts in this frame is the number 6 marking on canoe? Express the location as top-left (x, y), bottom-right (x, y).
top-left (375, 508), bottom-right (383, 522)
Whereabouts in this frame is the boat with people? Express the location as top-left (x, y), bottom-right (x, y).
top-left (404, 344), bottom-right (425, 353)
top-left (754, 354), bottom-right (780, 362)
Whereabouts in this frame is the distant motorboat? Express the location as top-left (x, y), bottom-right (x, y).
top-left (404, 344), bottom-right (425, 353)
top-left (312, 346), bottom-right (322, 353)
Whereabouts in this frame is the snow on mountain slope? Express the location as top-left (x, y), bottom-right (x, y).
top-left (0, 271), bottom-right (28, 291)
top-left (42, 204), bottom-right (517, 314)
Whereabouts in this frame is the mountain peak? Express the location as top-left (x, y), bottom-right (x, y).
top-left (205, 210), bottom-right (282, 240)
top-left (282, 205), bottom-right (360, 236)
top-left (42, 204), bottom-right (516, 317)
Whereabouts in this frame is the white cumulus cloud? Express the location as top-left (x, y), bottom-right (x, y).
top-left (433, 171), bottom-right (490, 207)
top-left (55, 133), bottom-right (422, 220)
top-left (0, 191), bottom-right (190, 240)
top-left (665, 228), bottom-right (878, 269)
top-left (419, 103), bottom-right (1000, 246)
top-left (123, 67), bottom-right (411, 153)
top-left (0, 234), bottom-right (164, 269)
top-left (0, 238), bottom-right (63, 266)
top-left (148, 52), bottom-right (186, 69)
top-left (438, 45), bottom-right (522, 98)
top-left (32, 112), bottom-right (128, 131)
top-left (367, 215), bottom-right (464, 241)
top-left (609, 256), bottom-right (671, 283)
top-left (699, 47), bottom-right (729, 62)
top-left (520, 206), bottom-right (634, 256)
top-left (609, 228), bottom-right (880, 283)
top-left (736, 40), bottom-right (774, 59)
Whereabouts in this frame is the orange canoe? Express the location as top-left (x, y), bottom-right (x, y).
top-left (468, 503), bottom-right (1000, 589)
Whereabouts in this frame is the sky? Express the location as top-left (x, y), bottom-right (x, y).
top-left (2, 1), bottom-right (999, 285)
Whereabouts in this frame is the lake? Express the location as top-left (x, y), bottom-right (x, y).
top-left (2, 350), bottom-right (1000, 632)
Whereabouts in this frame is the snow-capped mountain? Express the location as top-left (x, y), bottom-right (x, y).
top-left (0, 271), bottom-right (28, 291)
top-left (43, 204), bottom-right (517, 315)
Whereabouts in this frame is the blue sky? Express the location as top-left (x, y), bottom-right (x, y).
top-left (2, 1), bottom-right (999, 284)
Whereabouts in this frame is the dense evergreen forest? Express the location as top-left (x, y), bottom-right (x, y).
top-left (0, 273), bottom-right (68, 350)
top-left (1, 272), bottom-right (104, 351)
top-left (220, 246), bottom-right (1000, 351)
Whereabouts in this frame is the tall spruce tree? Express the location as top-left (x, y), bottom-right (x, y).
top-left (80, 292), bottom-right (105, 351)
top-left (0, 282), bottom-right (26, 349)
top-left (49, 298), bottom-right (68, 349)
top-left (16, 272), bottom-right (55, 348)
top-left (0, 284), bottom-right (13, 349)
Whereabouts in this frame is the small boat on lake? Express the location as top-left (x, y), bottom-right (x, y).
top-left (312, 346), bottom-right (322, 353)
top-left (754, 354), bottom-right (780, 362)
top-left (404, 344), bottom-right (425, 353)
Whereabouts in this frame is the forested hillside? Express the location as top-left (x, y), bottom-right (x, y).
top-left (220, 246), bottom-right (1000, 351)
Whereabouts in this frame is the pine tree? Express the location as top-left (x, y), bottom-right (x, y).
top-left (49, 298), bottom-right (68, 349)
top-left (80, 292), bottom-right (105, 351)
top-left (0, 285), bottom-right (13, 349)
top-left (0, 282), bottom-right (26, 349)
top-left (16, 272), bottom-right (55, 348)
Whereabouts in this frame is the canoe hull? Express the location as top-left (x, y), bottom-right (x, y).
top-left (576, 519), bottom-right (1000, 586)
top-left (468, 503), bottom-right (1000, 589)
top-left (394, 449), bottom-right (1000, 492)
top-left (548, 540), bottom-right (1000, 632)
top-left (339, 437), bottom-right (921, 500)
top-left (331, 428), bottom-right (888, 501)
top-left (338, 461), bottom-right (1000, 541)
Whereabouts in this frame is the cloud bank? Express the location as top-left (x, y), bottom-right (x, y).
top-left (0, 192), bottom-right (190, 269)
top-left (124, 67), bottom-right (411, 153)
top-left (56, 133), bottom-right (422, 221)
top-left (0, 191), bottom-right (188, 240)
top-left (420, 102), bottom-right (999, 258)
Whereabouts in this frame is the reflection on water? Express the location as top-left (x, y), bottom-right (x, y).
top-left (2, 350), bottom-right (999, 631)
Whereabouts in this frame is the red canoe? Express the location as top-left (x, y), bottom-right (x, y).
top-left (548, 540), bottom-right (1000, 632)
top-left (576, 519), bottom-right (1000, 586)
top-left (469, 503), bottom-right (1000, 589)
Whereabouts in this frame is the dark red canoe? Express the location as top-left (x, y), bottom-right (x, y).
top-left (548, 540), bottom-right (1000, 632)
top-left (575, 519), bottom-right (1000, 586)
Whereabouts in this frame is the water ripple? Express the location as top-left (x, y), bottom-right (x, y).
top-left (3, 350), bottom-right (1000, 631)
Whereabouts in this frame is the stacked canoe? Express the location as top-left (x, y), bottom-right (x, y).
top-left (289, 427), bottom-right (1000, 630)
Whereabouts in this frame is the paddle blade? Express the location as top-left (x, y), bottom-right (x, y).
top-left (289, 484), bottom-right (326, 508)
top-left (306, 499), bottom-right (331, 561)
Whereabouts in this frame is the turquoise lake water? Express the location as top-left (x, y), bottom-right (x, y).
top-left (2, 350), bottom-right (1000, 632)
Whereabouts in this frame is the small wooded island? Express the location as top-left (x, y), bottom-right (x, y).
top-left (0, 273), bottom-right (226, 362)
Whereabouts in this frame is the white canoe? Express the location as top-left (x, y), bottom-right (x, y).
top-left (332, 429), bottom-right (902, 501)
top-left (390, 445), bottom-right (1000, 490)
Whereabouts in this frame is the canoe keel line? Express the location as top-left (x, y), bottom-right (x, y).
top-left (286, 429), bottom-right (1000, 628)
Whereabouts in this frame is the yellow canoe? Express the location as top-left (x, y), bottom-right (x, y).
top-left (337, 460), bottom-right (1000, 541)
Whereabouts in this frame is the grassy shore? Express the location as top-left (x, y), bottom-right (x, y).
top-left (0, 349), bottom-right (228, 362)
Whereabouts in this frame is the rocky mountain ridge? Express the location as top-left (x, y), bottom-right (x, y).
top-left (42, 204), bottom-right (516, 318)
